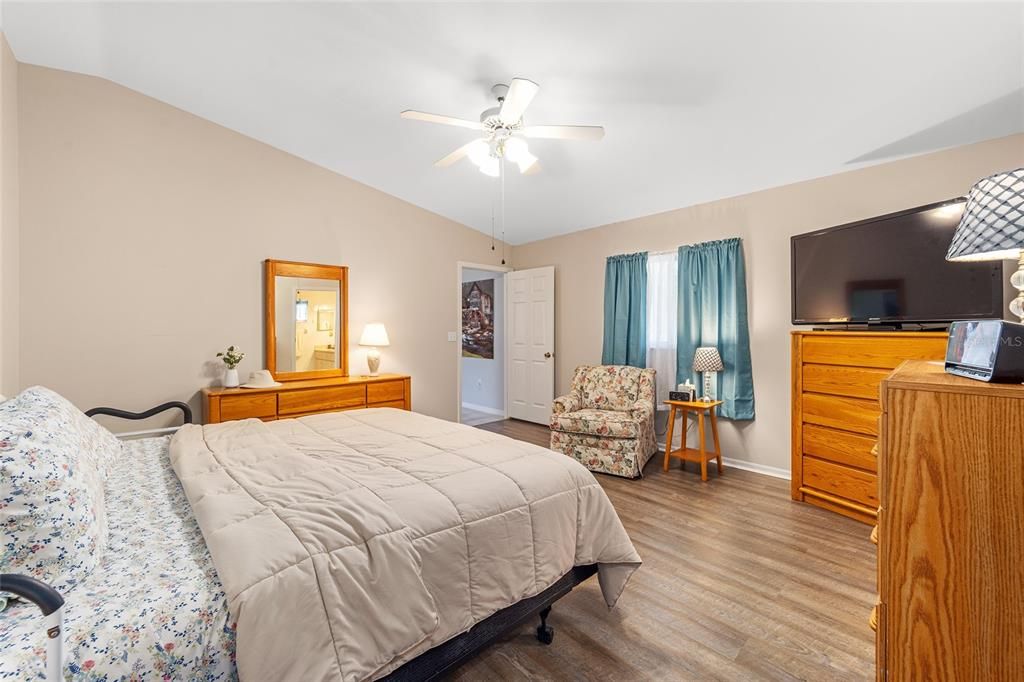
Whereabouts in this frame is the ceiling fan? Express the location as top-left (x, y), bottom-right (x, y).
top-left (401, 78), bottom-right (604, 177)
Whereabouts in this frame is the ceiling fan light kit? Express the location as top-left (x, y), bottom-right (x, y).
top-left (400, 76), bottom-right (605, 178)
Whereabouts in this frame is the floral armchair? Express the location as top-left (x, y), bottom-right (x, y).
top-left (549, 365), bottom-right (657, 478)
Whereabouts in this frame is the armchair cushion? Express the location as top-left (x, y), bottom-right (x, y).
top-left (551, 408), bottom-right (641, 439)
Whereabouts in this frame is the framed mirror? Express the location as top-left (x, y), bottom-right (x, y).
top-left (264, 259), bottom-right (349, 380)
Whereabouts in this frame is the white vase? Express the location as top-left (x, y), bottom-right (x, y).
top-left (224, 368), bottom-right (240, 388)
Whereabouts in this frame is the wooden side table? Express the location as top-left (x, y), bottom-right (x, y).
top-left (663, 399), bottom-right (723, 481)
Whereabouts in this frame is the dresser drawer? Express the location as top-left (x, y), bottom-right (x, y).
top-left (803, 457), bottom-right (879, 508)
top-left (279, 385), bottom-right (366, 415)
top-left (220, 393), bottom-right (277, 421)
top-left (367, 380), bottom-right (405, 405)
top-left (802, 335), bottom-right (948, 369)
top-left (803, 363), bottom-right (890, 400)
top-left (803, 423), bottom-right (877, 472)
top-left (802, 393), bottom-right (880, 436)
top-left (369, 399), bottom-right (407, 410)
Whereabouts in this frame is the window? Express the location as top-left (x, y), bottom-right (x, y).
top-left (646, 251), bottom-right (677, 406)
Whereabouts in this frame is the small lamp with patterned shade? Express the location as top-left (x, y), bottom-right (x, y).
top-left (693, 346), bottom-right (724, 402)
top-left (946, 168), bottom-right (1024, 322)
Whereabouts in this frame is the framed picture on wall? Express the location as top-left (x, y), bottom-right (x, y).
top-left (316, 306), bottom-right (335, 331)
top-left (461, 279), bottom-right (494, 359)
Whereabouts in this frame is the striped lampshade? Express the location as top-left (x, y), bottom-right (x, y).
top-left (946, 168), bottom-right (1024, 262)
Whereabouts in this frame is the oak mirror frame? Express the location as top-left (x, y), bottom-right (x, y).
top-left (265, 259), bottom-right (349, 381)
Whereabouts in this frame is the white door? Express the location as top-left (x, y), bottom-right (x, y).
top-left (507, 266), bottom-right (555, 424)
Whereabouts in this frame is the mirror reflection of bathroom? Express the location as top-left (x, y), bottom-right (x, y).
top-left (273, 276), bottom-right (340, 372)
top-left (295, 289), bottom-right (336, 370)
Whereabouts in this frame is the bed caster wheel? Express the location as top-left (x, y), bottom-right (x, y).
top-left (536, 605), bottom-right (554, 644)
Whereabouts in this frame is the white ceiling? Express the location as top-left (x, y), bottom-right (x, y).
top-left (3, 2), bottom-right (1023, 244)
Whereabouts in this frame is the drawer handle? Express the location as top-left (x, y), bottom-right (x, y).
top-left (870, 525), bottom-right (878, 545)
top-left (869, 604), bottom-right (879, 632)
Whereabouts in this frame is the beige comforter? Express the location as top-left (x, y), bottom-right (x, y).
top-left (169, 408), bottom-right (641, 681)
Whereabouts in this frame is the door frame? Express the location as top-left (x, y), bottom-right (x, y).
top-left (456, 261), bottom-right (512, 423)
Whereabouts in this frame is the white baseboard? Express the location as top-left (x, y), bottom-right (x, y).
top-left (656, 445), bottom-right (790, 480)
top-left (721, 456), bottom-right (791, 480)
top-left (460, 402), bottom-right (506, 417)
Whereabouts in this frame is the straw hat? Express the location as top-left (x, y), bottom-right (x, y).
top-left (241, 369), bottom-right (283, 389)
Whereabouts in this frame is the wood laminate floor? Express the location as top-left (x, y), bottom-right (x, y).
top-left (451, 419), bottom-right (876, 681)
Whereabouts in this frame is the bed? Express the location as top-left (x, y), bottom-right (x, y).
top-left (0, 435), bottom-right (237, 680)
top-left (1, 389), bottom-right (641, 681)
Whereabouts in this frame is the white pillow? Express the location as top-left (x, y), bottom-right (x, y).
top-left (0, 387), bottom-right (122, 593)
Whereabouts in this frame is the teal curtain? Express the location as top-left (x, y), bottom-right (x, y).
top-left (676, 238), bottom-right (754, 419)
top-left (602, 252), bottom-right (648, 367)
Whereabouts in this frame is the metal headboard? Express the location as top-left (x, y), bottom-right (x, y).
top-left (85, 401), bottom-right (193, 438)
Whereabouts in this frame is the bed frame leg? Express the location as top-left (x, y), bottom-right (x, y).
top-left (536, 606), bottom-right (554, 645)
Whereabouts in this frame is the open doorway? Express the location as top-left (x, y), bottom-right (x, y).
top-left (457, 263), bottom-right (509, 425)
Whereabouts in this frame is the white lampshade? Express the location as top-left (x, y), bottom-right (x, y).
top-left (358, 323), bottom-right (390, 347)
top-left (503, 137), bottom-right (528, 163)
top-left (478, 156), bottom-right (500, 177)
top-left (466, 139), bottom-right (490, 167)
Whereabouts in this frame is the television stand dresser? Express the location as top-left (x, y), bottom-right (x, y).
top-left (790, 330), bottom-right (947, 523)
top-left (203, 374), bottom-right (411, 423)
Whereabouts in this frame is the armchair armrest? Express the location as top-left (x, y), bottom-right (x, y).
top-left (629, 398), bottom-right (655, 422)
top-left (552, 394), bottom-right (581, 415)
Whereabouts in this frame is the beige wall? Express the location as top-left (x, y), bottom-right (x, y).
top-left (0, 34), bottom-right (18, 396)
top-left (18, 64), bottom-right (506, 428)
top-left (513, 134), bottom-right (1024, 474)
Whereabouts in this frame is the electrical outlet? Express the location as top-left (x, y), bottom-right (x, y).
top-left (447, 331), bottom-right (457, 342)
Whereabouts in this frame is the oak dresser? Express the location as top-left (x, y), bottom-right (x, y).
top-left (203, 374), bottom-right (411, 423)
top-left (874, 360), bottom-right (1024, 680)
top-left (790, 331), bottom-right (947, 523)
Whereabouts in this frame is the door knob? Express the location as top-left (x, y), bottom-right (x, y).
top-left (544, 352), bottom-right (552, 358)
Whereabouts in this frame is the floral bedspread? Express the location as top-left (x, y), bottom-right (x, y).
top-left (0, 436), bottom-right (237, 681)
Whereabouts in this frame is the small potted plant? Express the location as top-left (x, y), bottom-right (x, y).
top-left (216, 345), bottom-right (245, 388)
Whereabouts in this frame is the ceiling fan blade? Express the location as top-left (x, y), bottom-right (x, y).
top-left (522, 160), bottom-right (542, 176)
top-left (522, 125), bottom-right (605, 141)
top-left (434, 140), bottom-right (479, 168)
top-left (499, 78), bottom-right (539, 125)
top-left (401, 110), bottom-right (482, 130)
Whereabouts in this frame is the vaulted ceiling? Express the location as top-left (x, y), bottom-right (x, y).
top-left (3, 2), bottom-right (1022, 244)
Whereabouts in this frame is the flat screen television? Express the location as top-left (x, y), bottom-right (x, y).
top-left (791, 199), bottom-right (1004, 326)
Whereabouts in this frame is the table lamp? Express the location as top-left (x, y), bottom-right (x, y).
top-left (358, 323), bottom-right (390, 376)
top-left (946, 168), bottom-right (1024, 322)
top-left (693, 346), bottom-right (723, 402)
